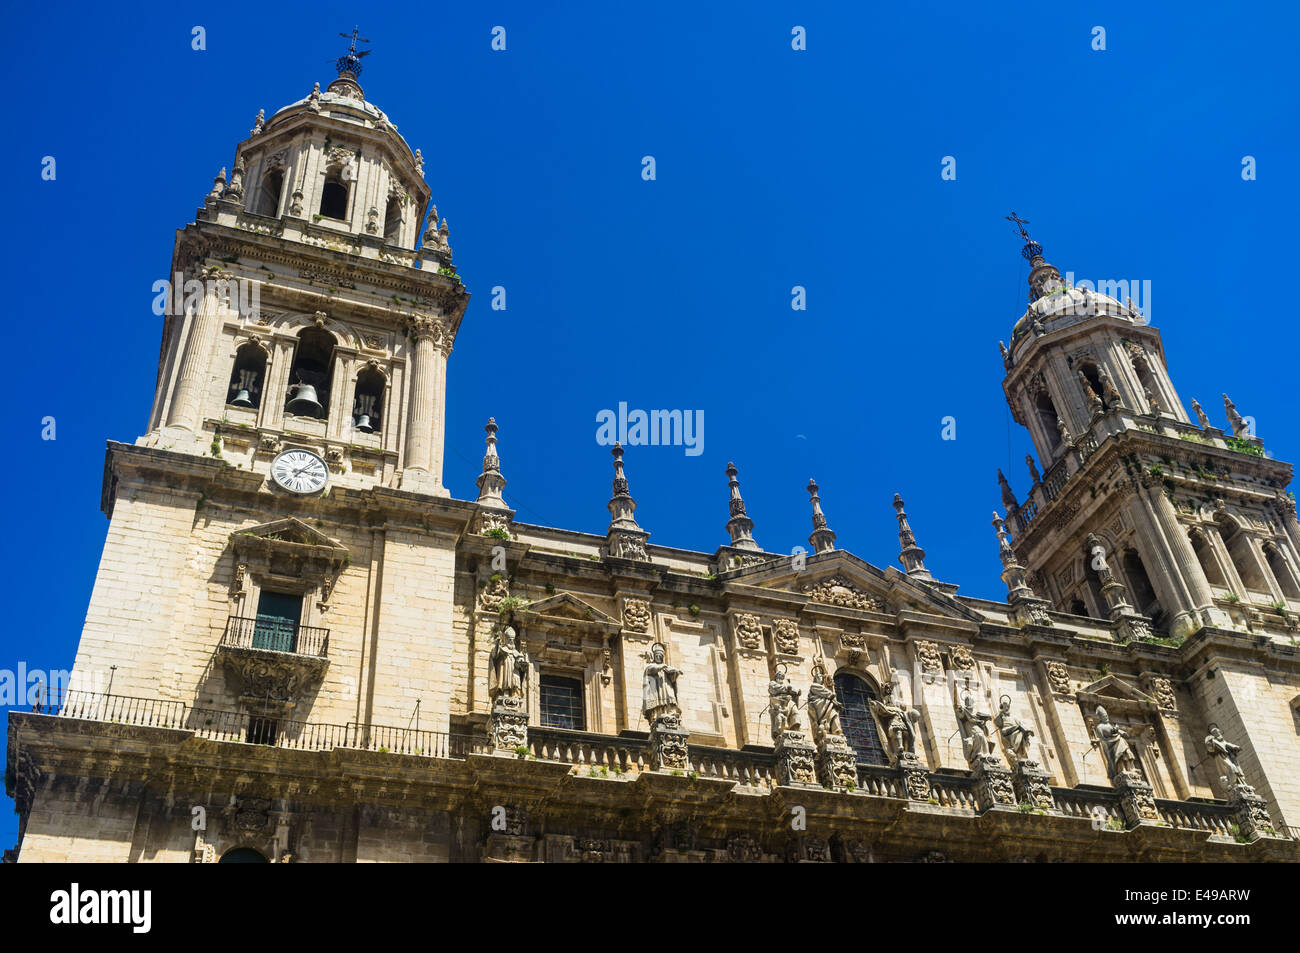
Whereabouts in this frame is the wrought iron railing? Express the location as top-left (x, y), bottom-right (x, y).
top-left (222, 615), bottom-right (330, 657)
top-left (32, 690), bottom-right (452, 758)
top-left (21, 691), bottom-right (1276, 841)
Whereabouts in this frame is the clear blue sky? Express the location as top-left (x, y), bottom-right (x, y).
top-left (3, 2), bottom-right (1297, 846)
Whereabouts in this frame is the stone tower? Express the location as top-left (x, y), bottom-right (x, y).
top-left (147, 50), bottom-right (467, 497)
top-left (999, 232), bottom-right (1300, 642)
top-left (66, 50), bottom-right (471, 733)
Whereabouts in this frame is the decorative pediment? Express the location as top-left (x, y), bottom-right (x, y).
top-left (229, 519), bottom-right (348, 600)
top-left (726, 551), bottom-right (984, 623)
top-left (1077, 675), bottom-right (1158, 720)
top-left (231, 518), bottom-right (349, 563)
top-left (1080, 674), bottom-right (1152, 704)
top-left (800, 574), bottom-right (889, 612)
top-left (514, 592), bottom-right (621, 635)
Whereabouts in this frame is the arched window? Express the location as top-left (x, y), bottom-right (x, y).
top-left (1121, 548), bottom-right (1162, 620)
top-left (352, 366), bottom-right (386, 434)
top-left (1035, 391), bottom-right (1061, 452)
top-left (1189, 528), bottom-right (1227, 589)
top-left (1080, 362), bottom-right (1105, 399)
top-left (539, 674), bottom-right (584, 731)
top-left (256, 169), bottom-right (284, 216)
top-left (1084, 546), bottom-right (1107, 615)
top-left (320, 176), bottom-right (349, 220)
top-left (286, 327), bottom-right (335, 420)
top-left (383, 195), bottom-right (403, 243)
top-left (1264, 542), bottom-right (1300, 600)
top-left (1216, 514), bottom-right (1268, 593)
top-left (219, 847), bottom-right (268, 863)
top-left (227, 342), bottom-right (267, 409)
top-left (1131, 355), bottom-right (1161, 413)
top-left (833, 672), bottom-right (887, 766)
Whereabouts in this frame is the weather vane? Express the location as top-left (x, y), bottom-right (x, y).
top-left (335, 27), bottom-right (372, 77)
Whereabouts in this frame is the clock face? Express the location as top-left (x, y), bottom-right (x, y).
top-left (270, 449), bottom-right (329, 495)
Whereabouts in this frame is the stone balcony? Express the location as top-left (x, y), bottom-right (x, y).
top-left (215, 616), bottom-right (330, 716)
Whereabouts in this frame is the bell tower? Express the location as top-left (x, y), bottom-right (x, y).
top-left (146, 40), bottom-right (467, 496)
top-left (998, 222), bottom-right (1300, 642)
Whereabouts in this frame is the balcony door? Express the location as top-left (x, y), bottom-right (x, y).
top-left (254, 590), bottom-right (302, 652)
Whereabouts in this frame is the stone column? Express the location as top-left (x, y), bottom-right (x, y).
top-left (165, 267), bottom-right (223, 433)
top-left (1123, 484), bottom-right (1198, 638)
top-left (1145, 480), bottom-right (1221, 621)
top-left (399, 316), bottom-right (448, 495)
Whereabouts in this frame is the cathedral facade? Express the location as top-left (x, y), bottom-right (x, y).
top-left (6, 59), bottom-right (1300, 863)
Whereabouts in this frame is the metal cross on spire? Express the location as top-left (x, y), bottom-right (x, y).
top-left (1006, 211), bottom-right (1044, 262)
top-left (1005, 211), bottom-right (1033, 243)
top-left (339, 27), bottom-right (371, 55)
top-left (334, 27), bottom-right (372, 78)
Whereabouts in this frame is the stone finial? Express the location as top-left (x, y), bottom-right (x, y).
top-left (223, 156), bottom-right (246, 201)
top-left (251, 108), bottom-right (265, 136)
top-left (893, 494), bottom-right (932, 581)
top-left (993, 512), bottom-right (1051, 626)
top-left (1222, 394), bottom-right (1250, 438)
top-left (414, 148), bottom-right (424, 177)
top-left (308, 82), bottom-right (322, 112)
top-left (997, 469), bottom-right (1018, 512)
top-left (807, 479), bottom-right (837, 554)
top-left (207, 167), bottom-right (227, 203)
top-left (1026, 454), bottom-right (1042, 485)
top-left (1192, 398), bottom-right (1211, 429)
top-left (474, 417), bottom-right (509, 508)
top-left (607, 444), bottom-right (650, 560)
top-left (724, 462), bottom-right (760, 551)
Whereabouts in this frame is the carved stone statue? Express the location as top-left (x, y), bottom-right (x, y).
top-left (1223, 394), bottom-right (1249, 437)
top-left (488, 625), bottom-right (528, 703)
top-left (768, 667), bottom-right (801, 743)
top-left (806, 663), bottom-right (843, 740)
top-left (1205, 725), bottom-right (1247, 787)
top-left (1056, 416), bottom-right (1074, 445)
top-left (994, 695), bottom-right (1036, 761)
top-left (870, 682), bottom-right (918, 759)
top-left (1078, 370), bottom-right (1105, 415)
top-left (1093, 706), bottom-right (1138, 780)
top-left (1098, 366), bottom-right (1123, 409)
top-left (1192, 398), bottom-right (1212, 429)
top-left (955, 685), bottom-right (992, 763)
top-left (641, 642), bottom-right (681, 725)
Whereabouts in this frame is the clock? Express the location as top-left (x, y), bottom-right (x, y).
top-left (270, 448), bottom-right (329, 495)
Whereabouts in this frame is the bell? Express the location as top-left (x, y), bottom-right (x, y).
top-left (286, 383), bottom-right (323, 417)
top-left (230, 388), bottom-right (254, 407)
top-left (354, 413), bottom-right (374, 434)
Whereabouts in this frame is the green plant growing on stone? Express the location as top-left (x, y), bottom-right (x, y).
top-left (514, 745), bottom-right (529, 759)
top-left (1107, 817), bottom-right (1125, 832)
top-left (688, 604), bottom-right (700, 617)
top-left (484, 527), bottom-right (510, 541)
top-left (496, 596), bottom-right (528, 618)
